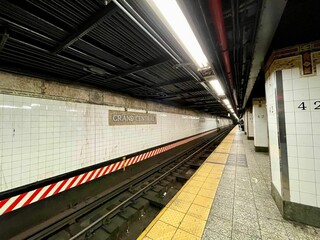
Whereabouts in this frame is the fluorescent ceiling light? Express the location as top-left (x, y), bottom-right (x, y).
top-left (223, 99), bottom-right (230, 106)
top-left (151, 0), bottom-right (208, 68)
top-left (209, 79), bottom-right (225, 96)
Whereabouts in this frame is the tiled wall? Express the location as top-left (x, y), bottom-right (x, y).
top-left (0, 94), bottom-right (232, 192)
top-left (253, 100), bottom-right (268, 148)
top-left (282, 66), bottom-right (320, 207)
top-left (265, 71), bottom-right (282, 193)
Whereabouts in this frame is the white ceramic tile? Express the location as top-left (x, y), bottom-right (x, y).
top-left (293, 89), bottom-right (309, 101)
top-left (283, 90), bottom-right (293, 101)
top-left (308, 76), bottom-right (320, 88)
top-left (317, 196), bottom-right (320, 208)
top-left (297, 146), bottom-right (314, 158)
top-left (316, 158), bottom-right (320, 171)
top-left (312, 123), bottom-right (320, 134)
top-left (298, 157), bottom-right (315, 170)
top-left (286, 123), bottom-right (296, 134)
top-left (284, 101), bottom-right (294, 112)
top-left (296, 134), bottom-right (313, 146)
top-left (283, 78), bottom-right (293, 91)
top-left (300, 192), bottom-right (317, 207)
top-left (0, 93), bottom-right (233, 191)
top-left (285, 112), bottom-right (295, 123)
top-left (292, 68), bottom-right (301, 79)
top-left (311, 111), bottom-right (320, 123)
top-left (316, 171), bottom-right (320, 183)
top-left (314, 146), bottom-right (320, 159)
top-left (299, 169), bottom-right (315, 182)
top-left (300, 181), bottom-right (316, 194)
top-left (289, 168), bottom-right (299, 180)
top-left (289, 179), bottom-right (300, 191)
top-left (287, 145), bottom-right (297, 157)
top-left (282, 69), bottom-right (292, 80)
top-left (296, 123), bottom-right (312, 134)
top-left (309, 88), bottom-right (320, 99)
top-left (288, 157), bottom-right (298, 168)
top-left (286, 134), bottom-right (297, 146)
top-left (292, 78), bottom-right (308, 90)
top-left (290, 190), bottom-right (300, 203)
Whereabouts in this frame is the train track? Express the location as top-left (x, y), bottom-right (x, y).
top-left (19, 127), bottom-right (231, 240)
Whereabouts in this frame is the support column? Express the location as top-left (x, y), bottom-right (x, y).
top-left (265, 43), bottom-right (320, 227)
top-left (243, 111), bottom-right (247, 134)
top-left (247, 108), bottom-right (254, 140)
top-left (253, 98), bottom-right (268, 152)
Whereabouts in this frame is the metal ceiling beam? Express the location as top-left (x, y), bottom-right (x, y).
top-left (122, 77), bottom-right (193, 91)
top-left (104, 58), bottom-right (171, 82)
top-left (52, 2), bottom-right (118, 54)
top-left (180, 93), bottom-right (212, 100)
top-left (153, 88), bottom-right (206, 100)
top-left (188, 103), bottom-right (220, 108)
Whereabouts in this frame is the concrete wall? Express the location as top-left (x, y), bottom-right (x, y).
top-left (0, 71), bottom-right (232, 192)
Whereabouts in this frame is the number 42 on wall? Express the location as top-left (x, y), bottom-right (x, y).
top-left (298, 101), bottom-right (320, 110)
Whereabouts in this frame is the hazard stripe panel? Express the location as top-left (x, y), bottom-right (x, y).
top-left (0, 129), bottom-right (218, 216)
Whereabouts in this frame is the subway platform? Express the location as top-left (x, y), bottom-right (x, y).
top-left (138, 127), bottom-right (320, 240)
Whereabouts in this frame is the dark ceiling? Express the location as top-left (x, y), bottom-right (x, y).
top-left (0, 0), bottom-right (317, 117)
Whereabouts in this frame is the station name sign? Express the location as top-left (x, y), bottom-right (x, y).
top-left (109, 110), bottom-right (157, 126)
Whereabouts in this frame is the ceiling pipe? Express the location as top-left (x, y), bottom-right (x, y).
top-left (209, 0), bottom-right (236, 104)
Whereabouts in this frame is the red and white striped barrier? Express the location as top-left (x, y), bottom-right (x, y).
top-left (0, 129), bottom-right (217, 216)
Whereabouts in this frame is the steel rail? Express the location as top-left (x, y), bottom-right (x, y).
top-left (23, 127), bottom-right (230, 240)
top-left (70, 128), bottom-right (230, 239)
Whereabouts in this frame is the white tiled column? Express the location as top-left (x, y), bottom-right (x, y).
top-left (253, 99), bottom-right (268, 151)
top-left (266, 65), bottom-right (320, 209)
top-left (243, 111), bottom-right (247, 134)
top-left (247, 109), bottom-right (254, 140)
top-left (282, 67), bottom-right (320, 208)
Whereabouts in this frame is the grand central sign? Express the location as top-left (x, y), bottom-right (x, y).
top-left (109, 110), bottom-right (157, 126)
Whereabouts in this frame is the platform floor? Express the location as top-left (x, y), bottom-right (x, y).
top-left (138, 128), bottom-right (320, 240)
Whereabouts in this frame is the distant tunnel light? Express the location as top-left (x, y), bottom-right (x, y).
top-left (209, 79), bottom-right (225, 96)
top-left (151, 0), bottom-right (209, 68)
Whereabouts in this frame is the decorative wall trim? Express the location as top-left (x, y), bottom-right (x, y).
top-left (265, 41), bottom-right (320, 79)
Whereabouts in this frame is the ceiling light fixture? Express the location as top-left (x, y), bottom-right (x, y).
top-left (209, 79), bottom-right (225, 96)
top-left (150, 0), bottom-right (209, 68)
top-left (223, 99), bottom-right (230, 106)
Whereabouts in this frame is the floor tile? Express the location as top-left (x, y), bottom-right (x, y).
top-left (172, 229), bottom-right (200, 240)
top-left (170, 198), bottom-right (192, 213)
top-left (146, 220), bottom-right (176, 240)
top-left (193, 195), bottom-right (213, 208)
top-left (202, 228), bottom-right (231, 240)
top-left (206, 216), bottom-right (232, 238)
top-left (179, 214), bottom-right (206, 237)
top-left (159, 208), bottom-right (185, 228)
top-left (187, 203), bottom-right (210, 220)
